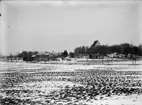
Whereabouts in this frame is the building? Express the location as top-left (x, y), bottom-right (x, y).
top-left (89, 40), bottom-right (102, 59)
top-left (33, 52), bottom-right (54, 61)
top-left (89, 53), bottom-right (104, 59)
top-left (90, 40), bottom-right (101, 48)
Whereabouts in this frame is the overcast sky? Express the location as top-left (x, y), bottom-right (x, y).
top-left (0, 0), bottom-right (142, 55)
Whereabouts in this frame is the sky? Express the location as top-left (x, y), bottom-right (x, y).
top-left (0, 0), bottom-right (142, 55)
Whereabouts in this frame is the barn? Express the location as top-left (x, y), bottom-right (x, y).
top-left (90, 40), bottom-right (101, 48)
top-left (89, 40), bottom-right (103, 59)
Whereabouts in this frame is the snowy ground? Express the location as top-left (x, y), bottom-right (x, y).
top-left (0, 60), bottom-right (142, 105)
top-left (0, 60), bottom-right (142, 72)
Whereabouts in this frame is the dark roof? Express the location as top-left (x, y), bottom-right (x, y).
top-left (92, 40), bottom-right (98, 46)
top-left (91, 40), bottom-right (100, 47)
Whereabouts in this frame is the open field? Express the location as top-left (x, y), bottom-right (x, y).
top-left (0, 60), bottom-right (142, 105)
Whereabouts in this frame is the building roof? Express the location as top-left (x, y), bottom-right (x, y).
top-left (90, 40), bottom-right (101, 47)
top-left (32, 52), bottom-right (53, 57)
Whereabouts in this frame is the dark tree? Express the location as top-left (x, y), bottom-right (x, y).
top-left (62, 50), bottom-right (68, 57)
top-left (138, 44), bottom-right (142, 56)
top-left (109, 45), bottom-right (122, 54)
top-left (18, 51), bottom-right (34, 61)
top-left (120, 43), bottom-right (132, 55)
top-left (74, 46), bottom-right (89, 56)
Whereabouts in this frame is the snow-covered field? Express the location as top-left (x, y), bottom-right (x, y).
top-left (0, 60), bottom-right (142, 105)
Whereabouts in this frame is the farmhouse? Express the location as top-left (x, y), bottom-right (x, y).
top-left (33, 52), bottom-right (54, 61)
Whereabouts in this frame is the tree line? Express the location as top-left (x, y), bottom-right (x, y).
top-left (74, 43), bottom-right (142, 57)
top-left (4, 43), bottom-right (142, 62)
top-left (10, 50), bottom-right (72, 61)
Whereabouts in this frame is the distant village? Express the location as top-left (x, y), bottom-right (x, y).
top-left (0, 40), bottom-right (142, 63)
